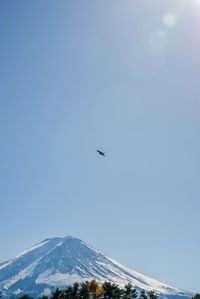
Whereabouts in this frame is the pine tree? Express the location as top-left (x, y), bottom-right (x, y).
top-left (63, 286), bottom-right (75, 299)
top-left (139, 290), bottom-right (148, 299)
top-left (147, 291), bottom-right (158, 299)
top-left (51, 288), bottom-right (63, 299)
top-left (71, 282), bottom-right (80, 299)
top-left (18, 295), bottom-right (34, 299)
top-left (102, 282), bottom-right (123, 299)
top-left (122, 283), bottom-right (137, 299)
top-left (79, 282), bottom-right (90, 299)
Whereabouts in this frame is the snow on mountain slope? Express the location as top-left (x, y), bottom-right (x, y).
top-left (0, 236), bottom-right (191, 298)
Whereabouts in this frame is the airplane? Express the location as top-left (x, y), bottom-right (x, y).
top-left (96, 150), bottom-right (105, 157)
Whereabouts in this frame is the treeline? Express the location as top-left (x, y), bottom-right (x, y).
top-left (19, 281), bottom-right (158, 299)
top-left (15, 281), bottom-right (200, 299)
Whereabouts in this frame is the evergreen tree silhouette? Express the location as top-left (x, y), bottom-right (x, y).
top-left (122, 283), bottom-right (137, 299)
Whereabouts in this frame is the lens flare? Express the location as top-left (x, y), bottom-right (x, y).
top-left (163, 14), bottom-right (176, 27)
top-left (148, 30), bottom-right (167, 50)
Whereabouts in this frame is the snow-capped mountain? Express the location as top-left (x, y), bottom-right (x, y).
top-left (0, 236), bottom-right (191, 298)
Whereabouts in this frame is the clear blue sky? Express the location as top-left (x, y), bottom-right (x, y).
top-left (0, 0), bottom-right (199, 293)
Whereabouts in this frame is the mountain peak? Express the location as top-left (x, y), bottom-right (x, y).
top-left (0, 237), bottom-right (191, 298)
top-left (64, 235), bottom-right (76, 239)
top-left (63, 235), bottom-right (82, 242)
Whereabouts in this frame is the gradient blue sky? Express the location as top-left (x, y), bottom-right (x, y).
top-left (0, 0), bottom-right (199, 293)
